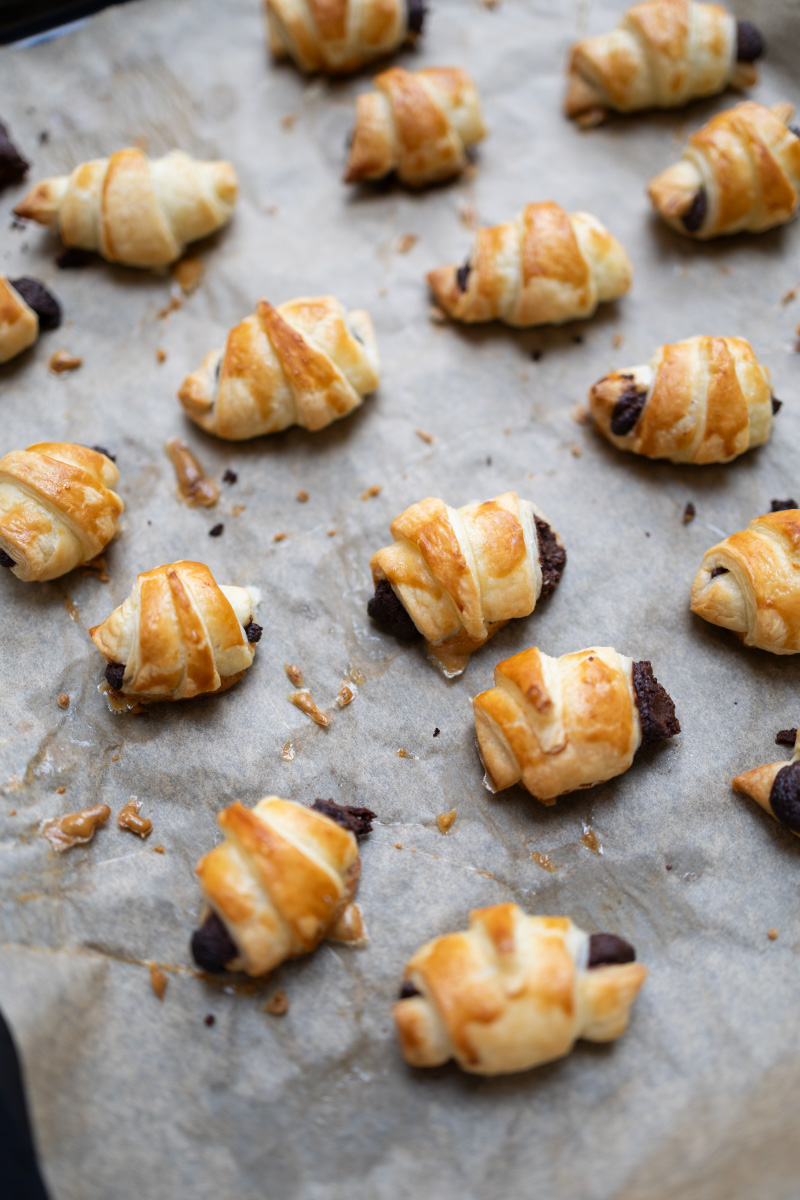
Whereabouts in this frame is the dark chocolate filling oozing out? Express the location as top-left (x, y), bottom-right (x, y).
top-left (406, 0), bottom-right (426, 36)
top-left (104, 662), bottom-right (126, 691)
top-left (771, 498), bottom-right (798, 513)
top-left (367, 578), bottom-right (422, 641)
top-left (8, 277), bottom-right (61, 330)
top-left (398, 981), bottom-right (421, 999)
top-left (682, 187), bottom-right (707, 233)
top-left (610, 382), bottom-right (647, 436)
top-left (191, 910), bottom-right (239, 974)
top-left (0, 549), bottom-right (15, 568)
top-left (56, 247), bottom-right (94, 269)
top-left (632, 661), bottom-right (681, 746)
top-left (535, 516), bottom-right (566, 601)
top-left (775, 728), bottom-right (798, 747)
top-left (245, 621), bottom-right (262, 643)
top-left (771, 396), bottom-right (782, 415)
top-left (587, 932), bottom-right (636, 969)
top-left (0, 120), bottom-right (29, 189)
top-left (736, 21), bottom-right (765, 63)
top-left (91, 444), bottom-right (116, 462)
top-left (710, 566), bottom-right (729, 579)
top-left (456, 261), bottom-right (472, 292)
top-left (769, 761), bottom-right (800, 835)
top-left (311, 798), bottom-right (376, 839)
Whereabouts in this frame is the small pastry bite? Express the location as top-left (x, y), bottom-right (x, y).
top-left (690, 509), bottom-right (800, 653)
top-left (179, 295), bottom-right (379, 440)
top-left (0, 119), bottom-right (29, 189)
top-left (733, 729), bottom-right (800, 838)
top-left (394, 904), bottom-right (647, 1075)
top-left (368, 492), bottom-right (566, 677)
top-left (589, 335), bottom-right (775, 464)
top-left (648, 102), bottom-right (800, 238)
top-left (0, 443), bottom-right (122, 582)
top-left (427, 201), bottom-right (632, 327)
top-left (14, 148), bottom-right (238, 268)
top-left (90, 560), bottom-right (261, 703)
top-left (0, 276), bottom-right (61, 364)
top-left (565, 1), bottom-right (763, 122)
top-left (345, 66), bottom-right (486, 187)
top-left (266, 0), bottom-right (426, 74)
top-left (473, 646), bottom-right (679, 802)
top-left (190, 796), bottom-right (375, 976)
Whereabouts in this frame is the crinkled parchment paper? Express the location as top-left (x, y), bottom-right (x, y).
top-left (1, 1), bottom-right (799, 1197)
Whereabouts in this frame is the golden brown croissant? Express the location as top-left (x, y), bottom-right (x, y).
top-left (690, 508), bottom-right (800, 653)
top-left (14, 148), bottom-right (238, 268)
top-left (394, 904), bottom-right (647, 1075)
top-left (368, 492), bottom-right (566, 677)
top-left (648, 101), bottom-right (800, 237)
top-left (344, 66), bottom-right (486, 186)
top-left (0, 443), bottom-right (122, 582)
top-left (0, 276), bottom-right (61, 364)
top-left (427, 202), bottom-right (633, 327)
top-left (266, 0), bottom-right (425, 74)
top-left (589, 335), bottom-right (775, 464)
top-left (190, 796), bottom-right (375, 976)
top-left (90, 560), bottom-right (260, 702)
top-left (473, 646), bottom-right (680, 802)
top-left (178, 296), bottom-right (379, 440)
top-left (733, 728), bottom-right (800, 837)
top-left (565, 2), bottom-right (763, 122)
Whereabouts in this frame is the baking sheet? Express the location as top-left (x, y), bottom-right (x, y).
top-left (1, 1), bottom-right (799, 1197)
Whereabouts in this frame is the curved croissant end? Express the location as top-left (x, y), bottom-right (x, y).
top-left (427, 202), bottom-right (632, 327)
top-left (690, 510), bottom-right (800, 652)
top-left (733, 730), bottom-right (800, 838)
top-left (14, 148), bottom-right (238, 267)
top-left (89, 560), bottom-right (259, 702)
top-left (589, 335), bottom-right (774, 464)
top-left (0, 278), bottom-right (39, 363)
top-left (266, 0), bottom-right (421, 74)
top-left (394, 904), bottom-right (648, 1075)
top-left (178, 295), bottom-right (380, 440)
top-left (0, 443), bottom-right (122, 582)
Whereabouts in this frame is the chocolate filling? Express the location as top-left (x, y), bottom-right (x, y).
top-left (0, 549), bottom-right (15, 568)
top-left (632, 661), bottom-right (680, 746)
top-left (736, 21), bottom-right (765, 62)
top-left (682, 188), bottom-right (707, 233)
top-left (222, 469), bottom-right (238, 485)
top-left (610, 382), bottom-right (647, 436)
top-left (0, 120), bottom-right (29, 189)
top-left (191, 910), bottom-right (239, 974)
top-left (406, 0), bottom-right (426, 36)
top-left (769, 761), bottom-right (800, 834)
top-left (535, 516), bottom-right (566, 601)
top-left (56, 247), bottom-right (93, 269)
top-left (456, 261), bottom-right (472, 292)
top-left (587, 932), bottom-right (636, 968)
top-left (398, 981), bottom-right (421, 999)
top-left (209, 523), bottom-right (224, 537)
top-left (775, 728), bottom-right (798, 747)
top-left (244, 621), bottom-right (262, 643)
top-left (771, 396), bottom-right (782, 415)
top-left (710, 566), bottom-right (729, 579)
top-left (367, 578), bottom-right (422, 641)
top-left (8, 277), bottom-right (61, 330)
top-left (790, 126), bottom-right (800, 142)
top-left (104, 662), bottom-right (126, 691)
top-left (310, 798), bottom-right (375, 839)
top-left (771, 499), bottom-right (798, 512)
top-left (91, 444), bottom-right (116, 462)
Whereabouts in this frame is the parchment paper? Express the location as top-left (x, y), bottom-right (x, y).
top-left (1, 2), bottom-right (799, 1197)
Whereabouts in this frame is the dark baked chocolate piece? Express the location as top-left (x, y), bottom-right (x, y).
top-left (208, 523), bottom-right (224, 538)
top-left (367, 578), bottom-right (422, 641)
top-left (770, 499), bottom-right (798, 512)
top-left (244, 621), bottom-right (262, 643)
top-left (710, 566), bottom-right (728, 578)
top-left (406, 0), bottom-right (426, 36)
top-left (104, 662), bottom-right (126, 691)
top-left (771, 396), bottom-right (782, 415)
top-left (610, 382), bottom-right (647, 436)
top-left (8, 278), bottom-right (61, 330)
top-left (191, 911), bottom-right (239, 974)
top-left (535, 516), bottom-right (566, 601)
top-left (456, 261), bottom-right (471, 292)
top-left (91, 444), bottom-right (116, 462)
top-left (587, 933), bottom-right (636, 968)
top-left (56, 247), bottom-right (94, 269)
top-left (222, 469), bottom-right (237, 485)
top-left (775, 728), bottom-right (797, 747)
top-left (632, 661), bottom-right (680, 745)
top-left (0, 121), bottom-right (28, 189)
top-left (736, 21), bottom-right (764, 62)
top-left (682, 187), bottom-right (707, 233)
top-left (310, 798), bottom-right (376, 839)
top-left (683, 502), bottom-right (696, 523)
top-left (398, 981), bottom-right (421, 999)
top-left (0, 549), bottom-right (15, 568)
top-left (769, 761), bottom-right (800, 834)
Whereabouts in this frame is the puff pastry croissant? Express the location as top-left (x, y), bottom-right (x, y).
top-left (0, 276), bottom-right (61, 364)
top-left (0, 443), bottom-right (122, 582)
top-left (345, 66), bottom-right (486, 187)
top-left (14, 148), bottom-right (238, 268)
top-left (394, 904), bottom-right (647, 1075)
top-left (690, 509), bottom-right (800, 653)
top-left (266, 0), bottom-right (425, 74)
top-left (648, 101), bottom-right (800, 237)
top-left (178, 296), bottom-right (379, 440)
top-left (733, 729), bottom-right (800, 838)
top-left (191, 796), bottom-right (375, 976)
top-left (90, 560), bottom-right (260, 702)
top-left (427, 202), bottom-right (633, 327)
top-left (473, 646), bottom-right (680, 802)
top-left (565, 2), bottom-right (763, 122)
top-left (368, 492), bottom-right (566, 677)
top-left (589, 335), bottom-right (775, 464)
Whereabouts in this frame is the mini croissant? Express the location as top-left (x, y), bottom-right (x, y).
top-left (14, 148), bottom-right (238, 268)
top-left (589, 335), bottom-right (775, 464)
top-left (648, 102), bottom-right (800, 237)
top-left (90, 560), bottom-right (260, 702)
top-left (190, 796), bottom-right (375, 976)
top-left (0, 443), bottom-right (122, 582)
top-left (473, 646), bottom-right (680, 802)
top-left (178, 296), bottom-right (379, 440)
top-left (368, 492), bottom-right (566, 677)
top-left (427, 202), bottom-right (633, 327)
top-left (345, 66), bottom-right (486, 186)
top-left (394, 904), bottom-right (648, 1075)
top-left (690, 510), bottom-right (800, 653)
top-left (733, 730), bottom-right (800, 838)
top-left (266, 0), bottom-right (425, 74)
top-left (565, 2), bottom-right (763, 122)
top-left (0, 276), bottom-right (61, 364)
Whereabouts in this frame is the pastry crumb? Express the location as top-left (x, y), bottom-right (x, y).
top-left (396, 233), bottom-right (418, 254)
top-left (296, 489), bottom-right (309, 503)
top-left (397, 748), bottom-right (415, 759)
top-left (682, 502), bottom-right (696, 523)
top-left (378, 287), bottom-right (388, 297)
top-left (173, 256), bottom-right (204, 294)
top-left (429, 305), bottom-right (446, 324)
top-left (165, 438), bottom-right (218, 508)
top-left (8, 810), bottom-right (15, 816)
top-left (571, 445), bottom-right (582, 458)
top-left (531, 851), bottom-right (555, 872)
top-left (415, 428), bottom-right (434, 443)
top-left (49, 350), bottom-right (82, 374)
top-left (780, 285), bottom-right (797, 305)
top-left (273, 531), bottom-right (289, 542)
top-left (281, 113), bottom-right (297, 131)
top-left (571, 405), bottom-right (590, 425)
top-left (281, 740), bottom-right (296, 762)
top-left (56, 786), bottom-right (66, 795)
top-left (156, 347), bottom-right (167, 363)
top-left (458, 202), bottom-right (479, 231)
top-left (361, 485), bottom-right (381, 500)
top-left (149, 963), bottom-right (168, 1001)
top-left (41, 804), bottom-right (110, 852)
top-left (436, 809), bottom-right (457, 834)
top-left (337, 683), bottom-right (355, 707)
top-left (395, 843), bottom-right (403, 850)
top-left (82, 554), bottom-right (110, 582)
top-left (111, 754), bottom-right (119, 762)
top-left (152, 844), bottom-right (165, 854)
top-left (612, 333), bottom-right (624, 348)
top-left (289, 689), bottom-right (330, 726)
top-left (231, 503), bottom-right (246, 517)
top-left (327, 529), bottom-right (337, 537)
top-left (57, 693), bottom-right (70, 709)
top-left (117, 798), bottom-right (152, 838)
top-left (284, 663), bottom-right (303, 687)
top-left (767, 927), bottom-right (780, 940)
top-left (157, 293), bottom-right (182, 319)
top-left (264, 989), bottom-right (289, 1016)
